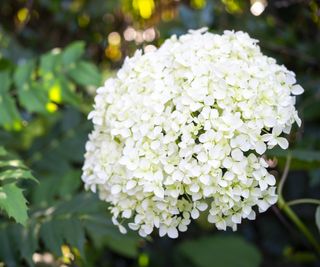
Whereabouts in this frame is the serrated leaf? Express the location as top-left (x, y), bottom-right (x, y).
top-left (178, 235), bottom-right (261, 267)
top-left (67, 61), bottom-right (101, 86)
top-left (0, 159), bottom-right (27, 169)
top-left (0, 169), bottom-right (37, 183)
top-left (316, 206), bottom-right (320, 233)
top-left (0, 183), bottom-right (28, 225)
top-left (12, 222), bottom-right (39, 267)
top-left (0, 70), bottom-right (11, 93)
top-left (62, 41), bottom-right (85, 65)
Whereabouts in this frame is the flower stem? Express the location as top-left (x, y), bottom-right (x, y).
top-left (287, 198), bottom-right (320, 207)
top-left (277, 153), bottom-right (320, 254)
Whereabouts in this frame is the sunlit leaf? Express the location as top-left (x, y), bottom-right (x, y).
top-left (67, 61), bottom-right (101, 86)
top-left (40, 51), bottom-right (61, 74)
top-left (0, 169), bottom-right (37, 183)
top-left (0, 159), bottom-right (27, 169)
top-left (18, 82), bottom-right (48, 113)
top-left (0, 183), bottom-right (28, 225)
top-left (61, 41), bottom-right (85, 66)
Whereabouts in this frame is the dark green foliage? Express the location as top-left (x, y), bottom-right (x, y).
top-left (178, 235), bottom-right (261, 267)
top-left (0, 0), bottom-right (320, 266)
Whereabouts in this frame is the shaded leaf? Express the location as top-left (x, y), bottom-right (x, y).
top-left (178, 235), bottom-right (261, 267)
top-left (316, 206), bottom-right (320, 233)
top-left (40, 220), bottom-right (64, 256)
top-left (0, 146), bottom-right (7, 156)
top-left (0, 227), bottom-right (17, 267)
top-left (8, 223), bottom-right (38, 267)
top-left (267, 148), bottom-right (320, 170)
top-left (0, 92), bottom-right (21, 127)
top-left (60, 218), bottom-right (86, 255)
top-left (0, 70), bottom-right (11, 93)
top-left (83, 213), bottom-right (140, 258)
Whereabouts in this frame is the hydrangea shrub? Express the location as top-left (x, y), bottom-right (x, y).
top-left (82, 28), bottom-right (303, 238)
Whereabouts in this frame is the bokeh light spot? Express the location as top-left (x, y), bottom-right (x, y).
top-left (17, 8), bottom-right (29, 23)
top-left (108, 32), bottom-right (121, 46)
top-left (250, 0), bottom-right (266, 16)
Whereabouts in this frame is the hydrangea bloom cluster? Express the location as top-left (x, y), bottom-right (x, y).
top-left (82, 28), bottom-right (303, 238)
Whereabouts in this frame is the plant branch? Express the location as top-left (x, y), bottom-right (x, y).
top-left (277, 153), bottom-right (292, 198)
top-left (277, 153), bottom-right (320, 254)
top-left (287, 199), bottom-right (320, 207)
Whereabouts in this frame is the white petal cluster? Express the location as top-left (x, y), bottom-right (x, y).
top-left (82, 28), bottom-right (303, 238)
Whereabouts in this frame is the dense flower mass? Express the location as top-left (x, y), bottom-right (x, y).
top-left (82, 28), bottom-right (303, 238)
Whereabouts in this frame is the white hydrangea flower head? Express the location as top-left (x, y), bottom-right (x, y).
top-left (82, 28), bottom-right (303, 238)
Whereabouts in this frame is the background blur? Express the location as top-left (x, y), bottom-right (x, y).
top-left (0, 0), bottom-right (320, 266)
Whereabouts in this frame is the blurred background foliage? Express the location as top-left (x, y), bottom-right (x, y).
top-left (0, 0), bottom-right (320, 266)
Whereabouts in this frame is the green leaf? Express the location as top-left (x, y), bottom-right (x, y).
top-left (0, 92), bottom-right (21, 128)
top-left (0, 159), bottom-right (27, 169)
top-left (39, 51), bottom-right (61, 74)
top-left (58, 75), bottom-right (81, 106)
top-left (0, 227), bottom-right (17, 267)
top-left (83, 214), bottom-right (140, 258)
top-left (11, 222), bottom-right (39, 267)
top-left (40, 220), bottom-right (64, 256)
top-left (316, 206), bottom-right (320, 233)
top-left (178, 235), bottom-right (261, 267)
top-left (267, 148), bottom-right (320, 170)
top-left (67, 61), bottom-right (101, 86)
top-left (0, 146), bottom-right (7, 156)
top-left (13, 60), bottom-right (35, 88)
top-left (0, 183), bottom-right (28, 225)
top-left (17, 82), bottom-right (48, 113)
top-left (60, 218), bottom-right (86, 255)
top-left (61, 41), bottom-right (85, 65)
top-left (0, 169), bottom-right (37, 183)
top-left (0, 70), bottom-right (11, 93)
top-left (40, 218), bottom-right (85, 256)
top-left (105, 236), bottom-right (139, 258)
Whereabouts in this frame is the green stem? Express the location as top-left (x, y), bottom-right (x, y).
top-left (277, 153), bottom-right (320, 254)
top-left (287, 199), bottom-right (320, 207)
top-left (278, 196), bottom-right (320, 253)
